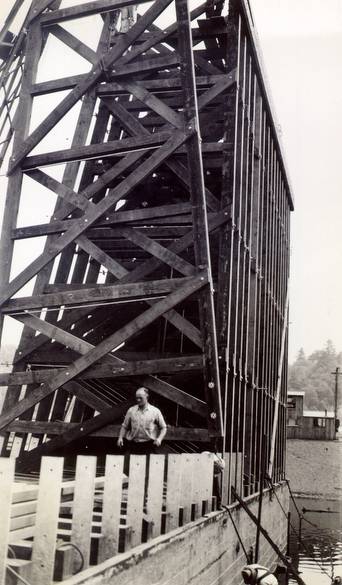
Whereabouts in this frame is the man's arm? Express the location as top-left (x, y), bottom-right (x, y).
top-left (154, 409), bottom-right (167, 445)
top-left (117, 409), bottom-right (130, 447)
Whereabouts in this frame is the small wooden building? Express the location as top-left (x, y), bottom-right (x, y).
top-left (287, 391), bottom-right (336, 440)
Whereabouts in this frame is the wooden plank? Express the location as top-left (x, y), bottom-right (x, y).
top-left (111, 53), bottom-right (180, 78)
top-left (0, 458), bottom-right (15, 585)
top-left (98, 455), bottom-right (124, 562)
top-left (8, 0), bottom-right (175, 173)
top-left (126, 455), bottom-right (146, 548)
top-left (63, 380), bottom-right (111, 412)
top-left (139, 376), bottom-right (206, 417)
top-left (179, 453), bottom-right (194, 524)
top-left (165, 454), bottom-right (182, 531)
top-left (12, 313), bottom-right (95, 356)
top-left (115, 80), bottom-right (183, 129)
top-left (22, 131), bottom-right (172, 169)
top-left (29, 456), bottom-right (64, 585)
top-left (11, 202), bottom-right (192, 239)
top-left (26, 169), bottom-right (89, 212)
top-left (199, 452), bottom-right (214, 512)
top-left (48, 24), bottom-right (97, 64)
top-left (120, 227), bottom-right (196, 276)
top-left (16, 404), bottom-right (130, 472)
top-left (76, 235), bottom-right (128, 280)
top-left (71, 456), bottom-right (97, 571)
top-left (146, 455), bottom-right (165, 538)
top-left (40, 0), bottom-right (151, 24)
top-left (8, 421), bottom-right (210, 441)
top-left (32, 72), bottom-right (228, 97)
top-left (0, 355), bottom-right (203, 385)
top-left (190, 453), bottom-right (202, 518)
top-left (3, 277), bottom-right (193, 312)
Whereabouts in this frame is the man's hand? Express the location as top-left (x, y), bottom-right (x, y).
top-left (153, 438), bottom-right (161, 447)
top-left (117, 437), bottom-right (124, 448)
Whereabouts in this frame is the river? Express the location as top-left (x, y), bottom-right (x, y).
top-left (288, 497), bottom-right (342, 584)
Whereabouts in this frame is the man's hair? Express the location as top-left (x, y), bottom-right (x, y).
top-left (136, 387), bottom-right (149, 396)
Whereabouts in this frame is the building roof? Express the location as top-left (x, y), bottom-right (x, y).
top-left (303, 410), bottom-right (335, 419)
top-left (288, 391), bottom-right (305, 397)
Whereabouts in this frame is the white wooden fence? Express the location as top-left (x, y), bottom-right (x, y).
top-left (1, 453), bottom-right (215, 585)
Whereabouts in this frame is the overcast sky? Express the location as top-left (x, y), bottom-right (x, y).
top-left (0, 0), bottom-right (341, 363)
top-left (250, 0), bottom-right (342, 361)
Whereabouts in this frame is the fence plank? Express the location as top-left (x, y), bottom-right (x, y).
top-left (146, 455), bottom-right (165, 538)
top-left (98, 455), bottom-right (124, 562)
top-left (71, 456), bottom-right (97, 571)
top-left (165, 454), bottom-right (182, 531)
top-left (190, 454), bottom-right (202, 519)
top-left (126, 455), bottom-right (146, 548)
top-left (29, 456), bottom-right (64, 585)
top-left (0, 458), bottom-right (15, 585)
top-left (222, 452), bottom-right (230, 505)
top-left (199, 452), bottom-right (214, 512)
top-left (180, 453), bottom-right (195, 524)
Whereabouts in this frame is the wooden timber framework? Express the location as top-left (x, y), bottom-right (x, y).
top-left (0, 0), bottom-right (293, 493)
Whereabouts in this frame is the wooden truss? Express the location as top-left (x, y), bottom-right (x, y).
top-left (0, 0), bottom-right (293, 482)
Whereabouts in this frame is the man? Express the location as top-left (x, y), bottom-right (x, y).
top-left (241, 565), bottom-right (278, 585)
top-left (117, 387), bottom-right (167, 454)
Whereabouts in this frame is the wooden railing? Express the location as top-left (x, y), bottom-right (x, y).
top-left (1, 453), bottom-right (215, 585)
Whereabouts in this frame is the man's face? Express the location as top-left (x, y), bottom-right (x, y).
top-left (136, 388), bottom-right (148, 407)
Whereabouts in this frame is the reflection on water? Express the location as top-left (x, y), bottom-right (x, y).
top-left (289, 497), bottom-right (342, 584)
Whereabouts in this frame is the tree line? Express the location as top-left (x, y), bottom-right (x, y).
top-left (288, 340), bottom-right (342, 413)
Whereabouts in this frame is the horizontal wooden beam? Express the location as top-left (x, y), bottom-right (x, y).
top-left (3, 277), bottom-right (194, 313)
top-left (40, 0), bottom-right (152, 25)
top-left (9, 421), bottom-right (210, 441)
top-left (31, 73), bottom-right (228, 97)
top-left (22, 131), bottom-right (172, 169)
top-left (0, 355), bottom-right (204, 385)
top-left (11, 202), bottom-right (192, 240)
top-left (16, 402), bottom-right (132, 472)
top-left (97, 74), bottom-right (230, 96)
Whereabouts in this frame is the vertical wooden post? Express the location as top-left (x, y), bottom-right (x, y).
top-left (30, 456), bottom-right (64, 585)
top-left (126, 455), bottom-right (146, 548)
top-left (71, 455), bottom-right (97, 571)
top-left (175, 0), bottom-right (223, 436)
top-left (146, 454), bottom-right (165, 538)
top-left (0, 458), bottom-right (15, 585)
top-left (0, 18), bottom-right (43, 455)
top-left (98, 455), bottom-right (124, 562)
